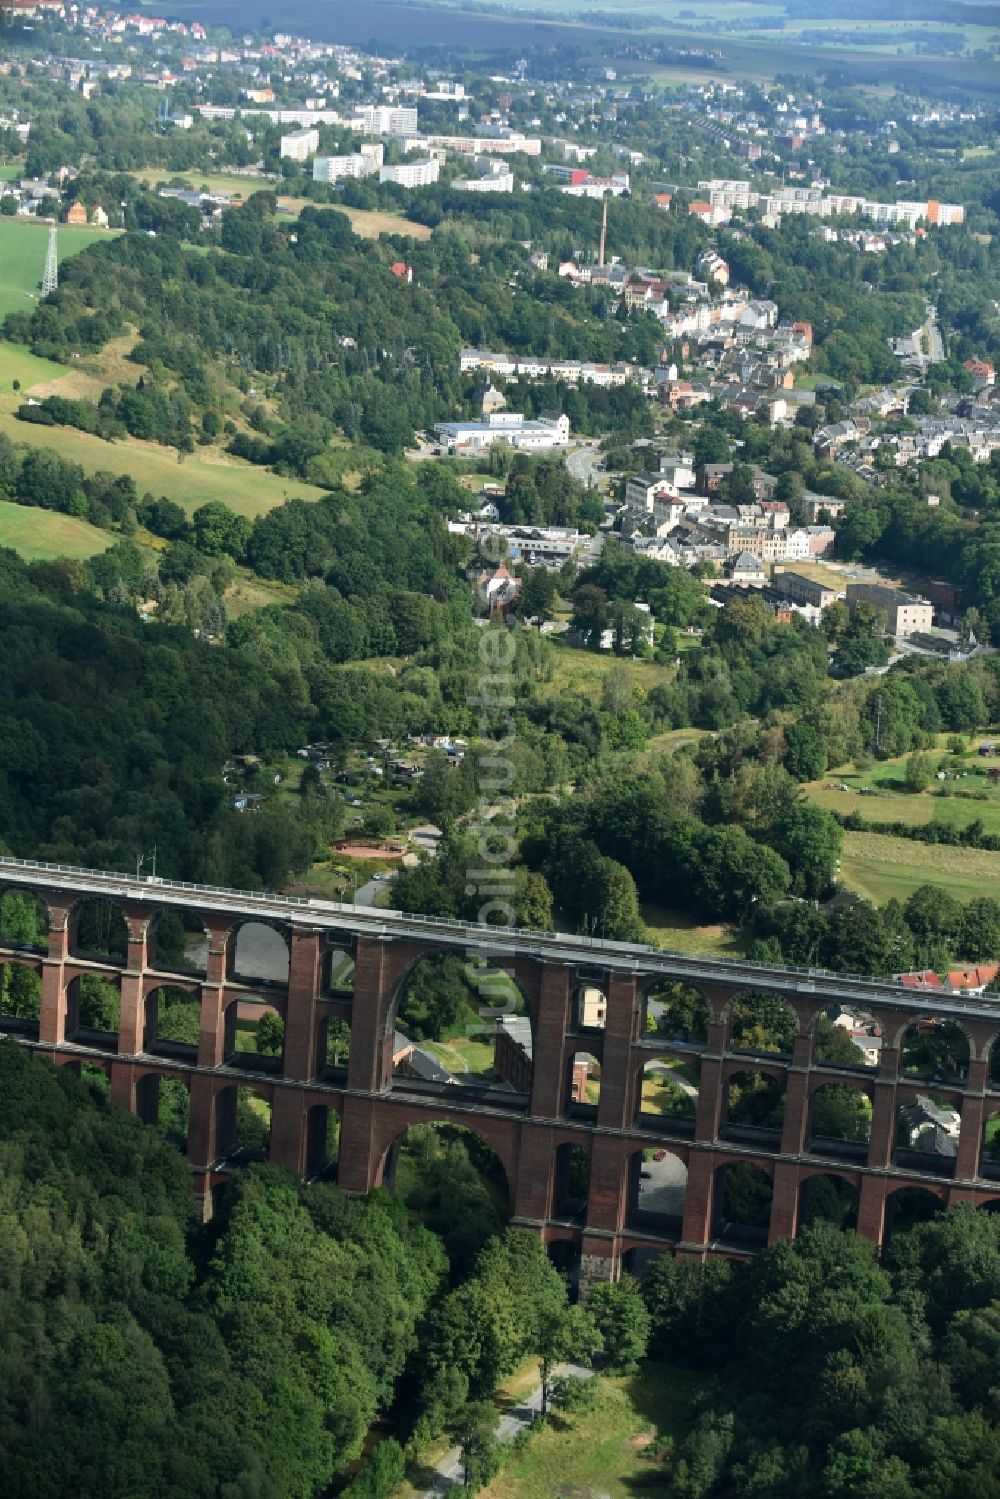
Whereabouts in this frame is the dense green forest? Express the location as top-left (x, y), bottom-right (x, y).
top-left (7, 1040), bottom-right (1000, 1499)
top-left (0, 1043), bottom-right (444, 1497)
top-left (644, 1210), bottom-right (1000, 1498)
top-left (0, 1044), bottom-right (632, 1499)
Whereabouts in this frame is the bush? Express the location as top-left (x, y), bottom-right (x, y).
top-left (339, 1438), bottom-right (406, 1499)
top-left (549, 1374), bottom-right (600, 1414)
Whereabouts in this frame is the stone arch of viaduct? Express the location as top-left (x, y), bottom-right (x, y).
top-left (3, 858), bottom-right (1000, 1284)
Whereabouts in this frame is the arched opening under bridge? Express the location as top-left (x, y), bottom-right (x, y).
top-left (813, 1007), bottom-right (880, 1070)
top-left (305, 1102), bottom-right (340, 1182)
top-left (320, 1015), bottom-right (352, 1078)
top-left (379, 1121), bottom-right (511, 1280)
top-left (229, 1000), bottom-right (285, 1075)
top-left (392, 954), bottom-right (528, 1098)
top-left (553, 1142), bottom-right (590, 1221)
top-left (566, 1051), bottom-right (601, 1117)
top-left (885, 1184), bottom-right (946, 1241)
top-left (901, 1020), bottom-right (970, 1085)
top-left (807, 1080), bottom-right (872, 1161)
top-left (148, 908), bottom-right (208, 976)
top-left (215, 1082), bottom-right (272, 1166)
top-left (729, 992), bottom-right (797, 1056)
top-left (721, 1069), bottom-right (785, 1146)
top-left (629, 1145), bottom-right (687, 1237)
top-left (574, 982), bottom-right (607, 1034)
top-left (71, 898), bottom-right (128, 962)
top-left (0, 888), bottom-right (49, 951)
top-left (981, 1104), bottom-right (1000, 1181)
top-left (0, 959), bottom-right (41, 1036)
top-left (713, 1161), bottom-right (773, 1246)
top-left (895, 1091), bottom-right (961, 1177)
top-left (136, 1072), bottom-right (190, 1152)
top-left (66, 973), bottom-right (120, 1049)
top-left (643, 982), bottom-right (709, 1045)
top-left (144, 984), bottom-right (201, 1057)
top-left (637, 1054), bottom-right (698, 1134)
top-left (228, 921), bottom-right (290, 986)
top-left (799, 1173), bottom-right (859, 1231)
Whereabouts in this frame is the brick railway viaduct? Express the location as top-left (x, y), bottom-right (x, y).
top-left (3, 857), bottom-right (1000, 1284)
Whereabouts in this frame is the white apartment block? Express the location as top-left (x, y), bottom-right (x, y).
top-left (379, 157), bottom-right (440, 188)
top-left (280, 127), bottom-right (319, 161)
top-left (353, 104), bottom-right (418, 135)
top-left (458, 348), bottom-right (652, 388)
top-left (313, 143), bottom-right (383, 182)
top-left (453, 170), bottom-right (514, 193)
top-left (697, 178), bottom-right (758, 210)
top-left (420, 132), bottom-right (541, 157)
top-left (757, 187), bottom-right (963, 227)
top-left (625, 472), bottom-right (678, 511)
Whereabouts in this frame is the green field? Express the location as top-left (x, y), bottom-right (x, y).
top-left (0, 342), bottom-right (325, 519)
top-left (806, 745), bottom-right (1000, 837)
top-left (129, 169), bottom-right (434, 240)
top-left (129, 167), bottom-right (278, 199)
top-left (0, 340), bottom-right (69, 393)
top-left (803, 745), bottom-right (1000, 903)
top-left (424, 1035), bottom-right (496, 1078)
top-left (840, 830), bottom-right (1000, 906)
top-left (0, 497), bottom-right (111, 561)
top-left (477, 1366), bottom-right (703, 1499)
top-left (642, 903), bottom-right (746, 957)
top-left (542, 642), bottom-right (672, 698)
top-left (0, 218), bottom-right (120, 319)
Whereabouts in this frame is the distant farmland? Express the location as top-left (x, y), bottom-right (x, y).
top-left (160, 0), bottom-right (1000, 93)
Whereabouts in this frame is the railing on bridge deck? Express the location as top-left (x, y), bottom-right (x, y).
top-left (4, 853), bottom-right (1000, 1020)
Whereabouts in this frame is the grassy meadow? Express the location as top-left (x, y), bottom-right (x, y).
top-left (0, 218), bottom-right (119, 320)
top-left (477, 1366), bottom-right (704, 1499)
top-left (806, 744), bottom-right (1000, 831)
top-left (0, 341), bottom-right (326, 520)
top-left (0, 497), bottom-right (111, 561)
top-left (641, 903), bottom-right (746, 957)
top-left (839, 831), bottom-right (1000, 907)
top-left (802, 744), bottom-right (1000, 904)
top-left (129, 169), bottom-right (433, 239)
top-left (540, 642), bottom-right (672, 698)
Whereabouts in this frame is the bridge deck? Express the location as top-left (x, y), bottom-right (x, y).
top-left (1, 856), bottom-right (996, 1022)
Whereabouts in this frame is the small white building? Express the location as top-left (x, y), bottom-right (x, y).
top-left (625, 472), bottom-right (677, 512)
top-left (599, 602), bottom-right (654, 653)
top-left (784, 528), bottom-right (813, 560)
top-left (659, 453), bottom-right (697, 491)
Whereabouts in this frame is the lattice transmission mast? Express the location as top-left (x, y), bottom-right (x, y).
top-left (41, 223), bottom-right (58, 295)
